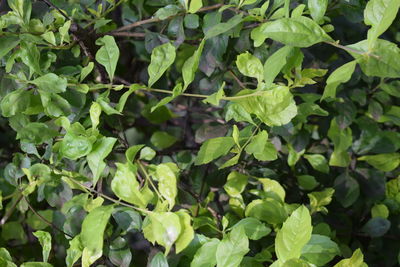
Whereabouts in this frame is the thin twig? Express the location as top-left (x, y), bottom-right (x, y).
top-left (24, 196), bottom-right (73, 238)
top-left (0, 194), bottom-right (23, 225)
top-left (229, 70), bottom-right (246, 89)
top-left (112, 3), bottom-right (223, 33)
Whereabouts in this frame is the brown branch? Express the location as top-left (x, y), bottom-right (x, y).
top-left (0, 194), bottom-right (23, 226)
top-left (24, 196), bottom-right (73, 238)
top-left (112, 3), bottom-right (223, 33)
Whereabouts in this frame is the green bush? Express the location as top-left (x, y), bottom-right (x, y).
top-left (0, 0), bottom-right (399, 266)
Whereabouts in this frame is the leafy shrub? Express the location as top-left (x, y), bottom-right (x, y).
top-left (0, 0), bottom-right (399, 266)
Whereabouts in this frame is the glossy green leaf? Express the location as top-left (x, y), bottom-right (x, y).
top-left (182, 40), bottom-right (205, 90)
top-left (301, 234), bottom-right (340, 266)
top-left (0, 36), bottom-right (19, 59)
top-left (333, 249), bottom-right (367, 267)
top-left (234, 86), bottom-right (297, 126)
top-left (263, 46), bottom-right (293, 86)
top-left (87, 137), bottom-right (117, 185)
top-left (236, 52), bottom-right (263, 83)
top-left (358, 153), bottom-right (400, 172)
top-left (195, 137), bottom-right (235, 165)
top-left (156, 164), bottom-right (178, 210)
top-left (205, 14), bottom-right (243, 39)
top-left (347, 39), bottom-right (400, 78)
top-left (232, 218), bottom-right (271, 240)
top-left (175, 210), bottom-right (195, 253)
top-left (33, 231), bottom-right (51, 263)
top-left (95, 35), bottom-right (120, 81)
top-left (151, 131), bottom-right (177, 149)
top-left (143, 212), bottom-right (182, 255)
top-left (189, 0), bottom-right (203, 13)
top-left (304, 154), bottom-right (329, 173)
top-left (258, 178), bottom-right (285, 202)
top-left (150, 252), bottom-right (169, 267)
top-left (245, 130), bottom-right (277, 161)
top-left (321, 61), bottom-right (357, 100)
top-left (80, 62), bottom-right (94, 82)
top-left (364, 0), bottom-right (400, 48)
top-left (251, 16), bottom-right (331, 47)
top-left (31, 73), bottom-right (67, 93)
top-left (308, 188), bottom-right (334, 214)
top-left (148, 42), bottom-right (176, 87)
top-left (190, 238), bottom-right (219, 267)
top-left (224, 171), bottom-right (248, 197)
top-left (245, 199), bottom-right (287, 225)
top-left (0, 89), bottom-right (31, 117)
top-left (275, 205), bottom-right (312, 262)
top-left (66, 235), bottom-right (83, 267)
top-left (81, 205), bottom-right (114, 267)
top-left (111, 162), bottom-right (147, 207)
top-left (155, 5), bottom-right (181, 20)
top-left (216, 226), bottom-right (249, 267)
top-left (308, 0), bottom-right (328, 23)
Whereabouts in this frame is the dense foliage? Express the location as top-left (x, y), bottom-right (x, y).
top-left (0, 0), bottom-right (400, 266)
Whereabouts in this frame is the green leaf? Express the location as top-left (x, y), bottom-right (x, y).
top-left (66, 235), bottom-right (83, 267)
top-left (0, 36), bottom-right (19, 59)
top-left (189, 0), bottom-right (203, 13)
top-left (148, 42), bottom-right (176, 87)
top-left (216, 226), bottom-right (249, 267)
top-left (327, 118), bottom-right (352, 167)
top-left (245, 199), bottom-right (287, 225)
top-left (60, 132), bottom-right (93, 160)
top-left (275, 205), bottom-right (312, 262)
top-left (150, 252), bottom-right (169, 267)
top-left (95, 35), bottom-right (120, 81)
top-left (0, 89), bottom-right (31, 117)
top-left (40, 92), bottom-right (71, 117)
top-left (202, 82), bottom-right (225, 106)
top-left (81, 205), bottom-right (114, 267)
top-left (59, 20), bottom-right (71, 44)
top-left (190, 238), bottom-right (219, 267)
top-left (90, 102), bottom-right (102, 129)
top-left (364, 0), bottom-right (400, 48)
top-left (258, 178), bottom-right (285, 202)
top-left (304, 154), bottom-right (329, 173)
top-left (17, 122), bottom-right (58, 145)
top-left (195, 137), bottom-right (235, 165)
top-left (175, 210), bottom-right (195, 253)
top-left (297, 175), bottom-right (319, 191)
top-left (112, 207), bottom-right (142, 232)
top-left (20, 263), bottom-right (52, 267)
top-left (143, 212), bottom-right (182, 255)
top-left (111, 163), bottom-right (148, 207)
top-left (117, 84), bottom-right (142, 112)
top-left (108, 237), bottom-right (132, 267)
top-left (232, 218), bottom-right (271, 240)
top-left (140, 147), bottom-right (156, 161)
top-left (156, 164), bottom-right (178, 210)
top-left (87, 137), bottom-right (117, 185)
top-left (361, 217), bottom-right (391, 238)
top-left (347, 39), bottom-right (400, 78)
top-left (321, 61), bottom-right (357, 100)
top-left (33, 231), bottom-right (51, 263)
top-left (19, 42), bottom-right (41, 75)
top-left (358, 153), bottom-right (400, 172)
top-left (80, 62), bottom-right (94, 82)
top-left (205, 14), bottom-right (243, 39)
top-left (333, 173), bottom-right (360, 208)
top-left (308, 0), bottom-right (328, 24)
top-left (31, 73), bottom-right (67, 93)
top-left (155, 5), bottom-right (181, 20)
top-left (371, 204), bottom-right (389, 219)
top-left (263, 46), bottom-right (293, 86)
top-left (234, 86), bottom-right (297, 126)
top-left (333, 249), bottom-right (367, 267)
top-left (236, 52), bottom-right (263, 83)
top-left (251, 16), bottom-right (331, 47)
top-left (301, 234), bottom-right (340, 266)
top-left (182, 40), bottom-right (205, 90)
top-left (308, 188), bottom-right (334, 214)
top-left (224, 171), bottom-right (248, 197)
top-left (151, 131), bottom-right (177, 149)
top-left (245, 130), bottom-right (277, 161)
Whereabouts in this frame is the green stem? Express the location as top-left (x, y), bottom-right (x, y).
top-left (136, 161), bottom-right (163, 200)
